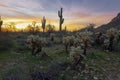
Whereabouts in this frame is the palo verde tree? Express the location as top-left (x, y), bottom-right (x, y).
top-left (0, 16), bottom-right (3, 32)
top-left (46, 24), bottom-right (55, 33)
top-left (58, 8), bottom-right (64, 31)
top-left (77, 31), bottom-right (93, 55)
top-left (27, 35), bottom-right (47, 56)
top-left (41, 16), bottom-right (46, 32)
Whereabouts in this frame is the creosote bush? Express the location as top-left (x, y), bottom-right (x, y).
top-left (27, 35), bottom-right (47, 56)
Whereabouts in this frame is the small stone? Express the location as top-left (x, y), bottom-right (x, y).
top-left (93, 76), bottom-right (98, 80)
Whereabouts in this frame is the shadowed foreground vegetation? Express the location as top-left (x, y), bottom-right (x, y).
top-left (0, 31), bottom-right (120, 80)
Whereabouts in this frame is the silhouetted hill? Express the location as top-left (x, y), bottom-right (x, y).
top-left (96, 13), bottom-right (120, 32)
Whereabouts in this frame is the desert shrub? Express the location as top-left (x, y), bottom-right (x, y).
top-left (0, 33), bottom-right (14, 51)
top-left (27, 35), bottom-right (47, 56)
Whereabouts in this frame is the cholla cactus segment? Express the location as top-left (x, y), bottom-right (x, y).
top-left (27, 35), bottom-right (34, 43)
top-left (63, 36), bottom-right (71, 46)
top-left (104, 39), bottom-right (109, 46)
top-left (50, 33), bottom-right (56, 41)
top-left (107, 28), bottom-right (117, 37)
top-left (70, 46), bottom-right (84, 64)
top-left (116, 30), bottom-right (120, 37)
top-left (38, 37), bottom-right (47, 46)
top-left (50, 33), bottom-right (55, 37)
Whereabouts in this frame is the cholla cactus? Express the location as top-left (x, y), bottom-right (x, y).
top-left (70, 46), bottom-right (85, 67)
top-left (73, 38), bottom-right (81, 47)
top-left (116, 30), bottom-right (120, 43)
top-left (107, 28), bottom-right (117, 37)
top-left (50, 33), bottom-right (55, 41)
top-left (63, 36), bottom-right (71, 53)
top-left (41, 16), bottom-right (46, 32)
top-left (107, 28), bottom-right (117, 51)
top-left (63, 36), bottom-right (74, 53)
top-left (95, 32), bottom-right (104, 45)
top-left (27, 35), bottom-right (47, 56)
top-left (77, 31), bottom-right (93, 55)
top-left (103, 39), bottom-right (109, 50)
top-left (69, 35), bottom-right (75, 46)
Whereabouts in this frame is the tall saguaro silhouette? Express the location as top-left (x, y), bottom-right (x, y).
top-left (0, 16), bottom-right (3, 32)
top-left (41, 16), bottom-right (46, 32)
top-left (58, 8), bottom-right (64, 31)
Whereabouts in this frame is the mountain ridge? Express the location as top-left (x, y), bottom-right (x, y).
top-left (96, 12), bottom-right (120, 32)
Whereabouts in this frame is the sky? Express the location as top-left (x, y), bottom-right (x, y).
top-left (0, 0), bottom-right (120, 31)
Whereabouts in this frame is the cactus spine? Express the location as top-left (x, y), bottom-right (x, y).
top-left (41, 16), bottom-right (46, 32)
top-left (58, 8), bottom-right (64, 31)
top-left (0, 16), bottom-right (3, 32)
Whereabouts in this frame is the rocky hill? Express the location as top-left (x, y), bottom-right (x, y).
top-left (96, 13), bottom-right (120, 32)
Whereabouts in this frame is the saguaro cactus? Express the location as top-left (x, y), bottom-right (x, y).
top-left (58, 8), bottom-right (64, 31)
top-left (41, 16), bottom-right (46, 32)
top-left (0, 16), bottom-right (3, 32)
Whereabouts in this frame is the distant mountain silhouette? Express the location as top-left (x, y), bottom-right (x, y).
top-left (96, 13), bottom-right (120, 32)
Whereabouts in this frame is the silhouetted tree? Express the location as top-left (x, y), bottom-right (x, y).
top-left (46, 24), bottom-right (55, 33)
top-left (9, 22), bottom-right (16, 32)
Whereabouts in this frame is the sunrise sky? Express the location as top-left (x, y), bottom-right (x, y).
top-left (0, 0), bottom-right (120, 31)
